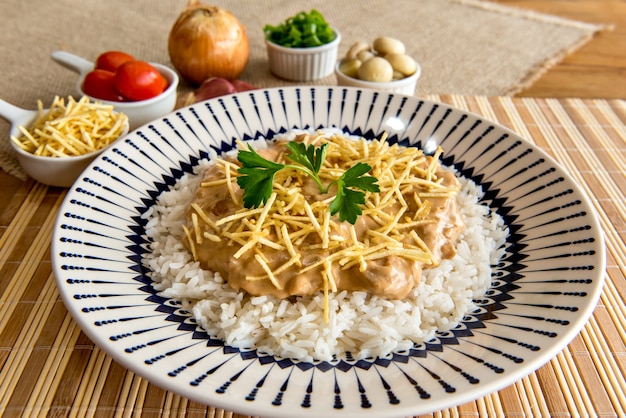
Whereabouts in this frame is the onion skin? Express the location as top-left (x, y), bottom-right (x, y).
top-left (194, 77), bottom-right (236, 102)
top-left (168, 1), bottom-right (250, 84)
top-left (192, 77), bottom-right (258, 103)
top-left (231, 79), bottom-right (256, 92)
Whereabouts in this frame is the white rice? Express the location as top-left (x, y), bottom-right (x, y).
top-left (141, 133), bottom-right (509, 362)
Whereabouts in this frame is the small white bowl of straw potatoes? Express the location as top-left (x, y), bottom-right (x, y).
top-left (1, 95), bottom-right (129, 188)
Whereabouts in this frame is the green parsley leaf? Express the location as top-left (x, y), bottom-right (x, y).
top-left (329, 163), bottom-right (380, 224)
top-left (329, 186), bottom-right (365, 224)
top-left (340, 162), bottom-right (381, 193)
top-left (236, 145), bottom-right (285, 208)
top-left (285, 142), bottom-right (328, 175)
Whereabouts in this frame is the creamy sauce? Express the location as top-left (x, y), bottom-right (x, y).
top-left (183, 134), bottom-right (464, 300)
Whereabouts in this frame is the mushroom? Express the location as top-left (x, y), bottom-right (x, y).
top-left (356, 50), bottom-right (375, 63)
top-left (346, 41), bottom-right (370, 60)
top-left (339, 59), bottom-right (361, 78)
top-left (385, 53), bottom-right (417, 76)
top-left (373, 36), bottom-right (406, 55)
top-left (357, 57), bottom-right (393, 82)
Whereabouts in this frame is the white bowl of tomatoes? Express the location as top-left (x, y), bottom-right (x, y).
top-left (52, 50), bottom-right (179, 130)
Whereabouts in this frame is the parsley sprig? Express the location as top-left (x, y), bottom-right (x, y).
top-left (236, 142), bottom-right (379, 224)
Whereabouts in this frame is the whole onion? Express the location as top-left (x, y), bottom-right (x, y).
top-left (168, 0), bottom-right (250, 84)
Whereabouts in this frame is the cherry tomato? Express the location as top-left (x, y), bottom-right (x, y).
top-left (82, 69), bottom-right (125, 101)
top-left (95, 51), bottom-right (135, 72)
top-left (114, 61), bottom-right (167, 101)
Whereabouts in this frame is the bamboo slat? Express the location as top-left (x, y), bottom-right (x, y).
top-left (0, 96), bottom-right (624, 417)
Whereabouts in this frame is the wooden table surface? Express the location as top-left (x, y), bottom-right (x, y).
top-left (491, 0), bottom-right (626, 99)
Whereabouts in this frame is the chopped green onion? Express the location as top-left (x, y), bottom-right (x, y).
top-left (264, 9), bottom-right (336, 48)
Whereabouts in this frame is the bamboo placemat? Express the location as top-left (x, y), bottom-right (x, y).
top-left (0, 95), bottom-right (624, 417)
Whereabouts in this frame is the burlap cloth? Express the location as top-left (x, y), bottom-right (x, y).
top-left (0, 0), bottom-right (605, 180)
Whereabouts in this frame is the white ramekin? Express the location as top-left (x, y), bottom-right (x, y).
top-left (265, 30), bottom-right (341, 81)
top-left (334, 61), bottom-right (421, 95)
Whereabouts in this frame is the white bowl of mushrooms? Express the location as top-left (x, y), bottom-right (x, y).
top-left (335, 36), bottom-right (421, 95)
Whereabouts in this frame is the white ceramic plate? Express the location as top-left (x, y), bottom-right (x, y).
top-left (52, 87), bottom-right (605, 417)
